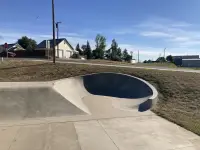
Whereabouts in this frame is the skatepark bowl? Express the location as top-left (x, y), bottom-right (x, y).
top-left (0, 73), bottom-right (158, 122)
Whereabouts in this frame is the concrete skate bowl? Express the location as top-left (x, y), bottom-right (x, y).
top-left (0, 73), bottom-right (158, 122)
top-left (53, 73), bottom-right (158, 114)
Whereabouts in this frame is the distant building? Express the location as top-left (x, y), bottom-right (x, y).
top-left (182, 59), bottom-right (200, 67)
top-left (37, 38), bottom-right (77, 59)
top-left (172, 55), bottom-right (199, 66)
top-left (131, 59), bottom-right (137, 64)
top-left (0, 43), bottom-right (25, 53)
top-left (172, 55), bottom-right (199, 59)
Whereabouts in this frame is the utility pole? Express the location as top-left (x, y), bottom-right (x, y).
top-left (52, 0), bottom-right (56, 63)
top-left (164, 48), bottom-right (166, 58)
top-left (56, 22), bottom-right (61, 57)
top-left (138, 50), bottom-right (140, 63)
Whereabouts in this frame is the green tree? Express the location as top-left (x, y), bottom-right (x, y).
top-left (143, 60), bottom-right (147, 63)
top-left (85, 41), bottom-right (92, 59)
top-left (110, 39), bottom-right (118, 61)
top-left (93, 34), bottom-right (106, 59)
top-left (17, 36), bottom-right (37, 51)
top-left (76, 43), bottom-right (83, 55)
top-left (122, 49), bottom-right (128, 60)
top-left (166, 55), bottom-right (173, 62)
top-left (122, 49), bottom-right (132, 62)
top-left (156, 57), bottom-right (166, 62)
top-left (81, 44), bottom-right (87, 55)
top-left (116, 48), bottom-right (122, 61)
top-left (105, 39), bottom-right (122, 61)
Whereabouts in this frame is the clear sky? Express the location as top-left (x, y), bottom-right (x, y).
top-left (1, 0), bottom-right (200, 60)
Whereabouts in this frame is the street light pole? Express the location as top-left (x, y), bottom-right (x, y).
top-left (164, 48), bottom-right (166, 58)
top-left (56, 22), bottom-right (61, 57)
top-left (52, 0), bottom-right (56, 63)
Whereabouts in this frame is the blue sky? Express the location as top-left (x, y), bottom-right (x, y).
top-left (1, 0), bottom-right (200, 60)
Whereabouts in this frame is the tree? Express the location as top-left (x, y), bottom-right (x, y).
top-left (93, 34), bottom-right (106, 59)
top-left (17, 36), bottom-right (37, 51)
top-left (166, 55), bottom-right (173, 62)
top-left (116, 48), bottom-right (122, 61)
top-left (144, 59), bottom-right (153, 63)
top-left (143, 60), bottom-right (147, 63)
top-left (85, 41), bottom-right (92, 59)
top-left (156, 57), bottom-right (166, 62)
top-left (81, 44), bottom-right (87, 55)
top-left (147, 59), bottom-right (153, 63)
top-left (76, 43), bottom-right (83, 55)
top-left (122, 49), bottom-right (132, 62)
top-left (111, 39), bottom-right (118, 60)
top-left (122, 49), bottom-right (128, 60)
top-left (105, 39), bottom-right (122, 61)
top-left (110, 39), bottom-right (118, 61)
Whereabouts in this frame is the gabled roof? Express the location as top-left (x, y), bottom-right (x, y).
top-left (37, 38), bottom-right (74, 50)
top-left (0, 43), bottom-right (25, 51)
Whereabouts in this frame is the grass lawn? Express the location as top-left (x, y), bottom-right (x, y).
top-left (0, 60), bottom-right (200, 135)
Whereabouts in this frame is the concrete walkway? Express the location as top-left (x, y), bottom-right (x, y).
top-left (0, 95), bottom-right (200, 150)
top-left (1, 112), bottom-right (200, 150)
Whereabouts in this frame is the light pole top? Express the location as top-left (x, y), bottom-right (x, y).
top-left (56, 22), bottom-right (62, 28)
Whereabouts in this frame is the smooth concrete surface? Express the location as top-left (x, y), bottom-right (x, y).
top-left (0, 96), bottom-right (154, 127)
top-left (7, 123), bottom-right (81, 150)
top-left (0, 88), bottom-right (85, 121)
top-left (53, 77), bottom-right (91, 115)
top-left (0, 114), bottom-right (200, 150)
top-left (0, 73), bottom-right (199, 150)
top-left (74, 121), bottom-right (118, 150)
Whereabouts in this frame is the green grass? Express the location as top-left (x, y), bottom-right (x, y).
top-left (0, 60), bottom-right (200, 135)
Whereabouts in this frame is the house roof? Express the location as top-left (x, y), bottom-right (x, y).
top-left (37, 38), bottom-right (74, 50)
top-left (172, 55), bottom-right (199, 59)
top-left (0, 43), bottom-right (24, 51)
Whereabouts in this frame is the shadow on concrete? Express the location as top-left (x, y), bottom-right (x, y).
top-left (83, 73), bottom-right (153, 99)
top-left (82, 73), bottom-right (157, 112)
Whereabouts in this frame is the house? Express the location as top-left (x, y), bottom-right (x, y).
top-left (0, 43), bottom-right (25, 53)
top-left (37, 38), bottom-right (76, 58)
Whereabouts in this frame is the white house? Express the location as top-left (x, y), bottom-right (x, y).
top-left (0, 43), bottom-right (25, 53)
top-left (37, 38), bottom-right (76, 58)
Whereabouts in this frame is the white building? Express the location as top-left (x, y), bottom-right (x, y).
top-left (37, 38), bottom-right (76, 58)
